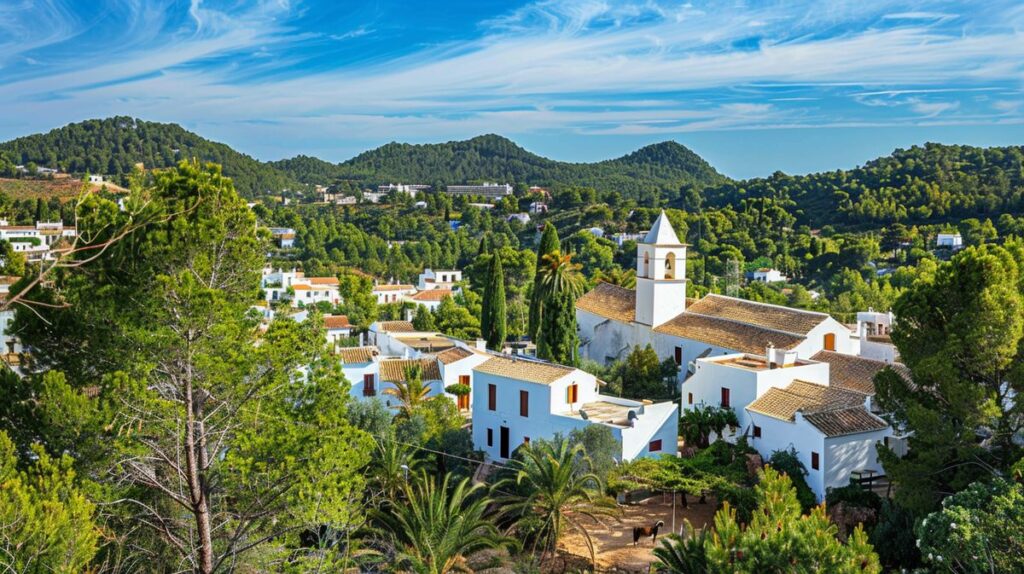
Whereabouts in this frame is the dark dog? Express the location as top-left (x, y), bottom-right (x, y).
top-left (632, 520), bottom-right (665, 545)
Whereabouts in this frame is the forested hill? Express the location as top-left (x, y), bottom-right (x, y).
top-left (0, 117), bottom-right (296, 196)
top-left (271, 134), bottom-right (727, 197)
top-left (701, 143), bottom-right (1024, 228)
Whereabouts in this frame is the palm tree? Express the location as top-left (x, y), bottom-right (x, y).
top-left (536, 251), bottom-right (585, 301)
top-left (652, 524), bottom-right (709, 574)
top-left (495, 440), bottom-right (618, 566)
top-left (371, 438), bottom-right (420, 502)
top-left (594, 267), bottom-right (636, 289)
top-left (375, 473), bottom-right (510, 574)
top-left (383, 364), bottom-right (431, 417)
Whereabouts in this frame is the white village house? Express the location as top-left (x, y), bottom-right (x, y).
top-left (417, 268), bottom-right (462, 291)
top-left (261, 267), bottom-right (341, 308)
top-left (471, 355), bottom-right (678, 462)
top-left (682, 346), bottom-right (908, 500)
top-left (372, 283), bottom-right (417, 304)
top-left (576, 211), bottom-right (860, 374)
top-left (0, 220), bottom-right (77, 262)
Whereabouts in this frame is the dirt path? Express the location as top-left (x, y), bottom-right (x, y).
top-left (556, 493), bottom-right (719, 572)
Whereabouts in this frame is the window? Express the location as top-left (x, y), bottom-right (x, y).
top-left (459, 374), bottom-right (470, 385)
top-left (753, 425), bottom-right (762, 438)
top-left (566, 383), bottom-right (579, 404)
top-left (457, 393), bottom-right (470, 410)
top-left (649, 439), bottom-right (663, 452)
top-left (674, 346), bottom-right (683, 365)
top-left (665, 252), bottom-right (675, 280)
top-left (824, 333), bottom-right (836, 352)
top-left (487, 428), bottom-right (493, 447)
top-left (519, 390), bottom-right (529, 417)
top-left (488, 384), bottom-right (496, 411)
top-left (688, 392), bottom-right (693, 405)
top-left (811, 451), bottom-right (820, 471)
top-left (720, 387), bottom-right (731, 408)
top-left (363, 374), bottom-right (376, 397)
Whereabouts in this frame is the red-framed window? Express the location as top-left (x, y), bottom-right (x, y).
top-left (519, 390), bottom-right (529, 417)
top-left (811, 451), bottom-right (820, 471)
top-left (720, 387), bottom-right (731, 408)
top-left (488, 384), bottom-right (496, 411)
top-left (649, 439), bottom-right (663, 452)
top-left (363, 374), bottom-right (376, 397)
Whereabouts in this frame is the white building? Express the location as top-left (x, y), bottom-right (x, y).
top-left (749, 268), bottom-right (787, 283)
top-left (377, 183), bottom-right (431, 197)
top-left (324, 315), bottom-right (353, 346)
top-left (261, 268), bottom-right (341, 308)
top-left (471, 355), bottom-right (678, 462)
top-left (88, 174), bottom-right (104, 184)
top-left (367, 320), bottom-right (459, 357)
top-left (507, 213), bottom-right (531, 225)
top-left (576, 211), bottom-right (859, 374)
top-left (0, 276), bottom-right (23, 366)
top-left (407, 289), bottom-right (454, 312)
top-left (856, 309), bottom-right (898, 363)
top-left (529, 202), bottom-right (548, 214)
top-left (445, 183), bottom-right (513, 199)
top-left (417, 269), bottom-right (462, 291)
top-left (936, 232), bottom-right (963, 250)
top-left (372, 283), bottom-right (417, 304)
top-left (437, 345), bottom-right (490, 411)
top-left (0, 220), bottom-right (77, 262)
top-left (268, 227), bottom-right (296, 248)
top-left (611, 231), bottom-right (647, 247)
top-left (585, 227), bottom-right (605, 238)
top-left (682, 347), bottom-right (907, 500)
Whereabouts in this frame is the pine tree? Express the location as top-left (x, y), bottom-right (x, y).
top-left (484, 251), bottom-right (507, 349)
top-left (528, 223), bottom-right (560, 340)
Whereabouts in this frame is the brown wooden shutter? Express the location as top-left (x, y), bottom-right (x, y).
top-left (520, 390), bottom-right (529, 417)
top-left (488, 384), bottom-right (496, 411)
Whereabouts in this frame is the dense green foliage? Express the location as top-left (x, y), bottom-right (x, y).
top-left (916, 478), bottom-right (1024, 573)
top-left (704, 143), bottom-right (1024, 227)
top-left (274, 134), bottom-right (725, 199)
top-left (481, 247), bottom-right (507, 349)
top-left (0, 117), bottom-right (297, 195)
top-left (876, 241), bottom-right (1024, 513)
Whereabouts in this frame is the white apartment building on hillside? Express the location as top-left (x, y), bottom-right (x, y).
top-left (261, 267), bottom-right (341, 308)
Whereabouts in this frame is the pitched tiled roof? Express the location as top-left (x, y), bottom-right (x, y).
top-left (810, 351), bottom-right (911, 396)
top-left (374, 284), bottom-right (415, 292)
top-left (411, 289), bottom-right (453, 302)
top-left (324, 315), bottom-right (351, 329)
top-left (379, 358), bottom-right (441, 382)
top-left (747, 380), bottom-right (866, 421)
top-left (436, 346), bottom-right (474, 365)
top-left (337, 346), bottom-right (377, 364)
top-left (309, 277), bottom-right (339, 285)
top-left (377, 320), bottom-right (416, 332)
top-left (686, 294), bottom-right (828, 335)
top-left (575, 282), bottom-right (636, 323)
top-left (654, 313), bottom-right (805, 354)
top-left (803, 407), bottom-right (889, 437)
top-left (474, 355), bottom-right (575, 385)
top-left (395, 335), bottom-right (457, 352)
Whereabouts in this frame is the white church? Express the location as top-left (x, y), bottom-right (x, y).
top-left (576, 211), bottom-right (861, 373)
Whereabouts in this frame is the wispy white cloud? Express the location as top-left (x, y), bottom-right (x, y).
top-left (0, 0), bottom-right (1021, 162)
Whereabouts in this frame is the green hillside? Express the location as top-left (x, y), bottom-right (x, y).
top-left (0, 117), bottom-right (297, 196)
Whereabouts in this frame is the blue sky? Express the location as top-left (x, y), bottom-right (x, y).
top-left (0, 1), bottom-right (1021, 179)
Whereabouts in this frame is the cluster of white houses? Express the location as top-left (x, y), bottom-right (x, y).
top-left (258, 209), bottom-right (905, 500)
top-left (0, 220), bottom-right (77, 262)
top-left (571, 212), bottom-right (905, 499)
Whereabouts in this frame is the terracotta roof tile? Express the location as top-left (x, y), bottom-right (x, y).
top-left (337, 346), bottom-right (377, 364)
top-left (394, 335), bottom-right (457, 352)
top-left (474, 355), bottom-right (575, 385)
top-left (377, 320), bottom-right (416, 332)
top-left (375, 284), bottom-right (415, 292)
top-left (379, 358), bottom-right (441, 382)
top-left (747, 380), bottom-right (866, 421)
top-left (654, 313), bottom-right (805, 354)
top-left (309, 277), bottom-right (339, 285)
top-left (803, 407), bottom-right (889, 437)
top-left (686, 294), bottom-right (828, 335)
top-left (410, 289), bottom-right (453, 302)
top-left (324, 315), bottom-right (351, 329)
top-left (575, 282), bottom-right (636, 323)
top-left (436, 347), bottom-right (474, 365)
top-left (810, 351), bottom-right (911, 396)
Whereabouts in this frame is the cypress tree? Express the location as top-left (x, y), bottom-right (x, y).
top-left (528, 222), bottom-right (560, 339)
top-left (484, 251), bottom-right (506, 350)
top-left (537, 289), bottom-right (578, 366)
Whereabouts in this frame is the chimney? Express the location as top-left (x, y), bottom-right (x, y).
top-left (766, 343), bottom-right (778, 369)
top-left (475, 338), bottom-right (487, 351)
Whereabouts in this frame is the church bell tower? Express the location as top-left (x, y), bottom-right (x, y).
top-left (635, 211), bottom-right (687, 327)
